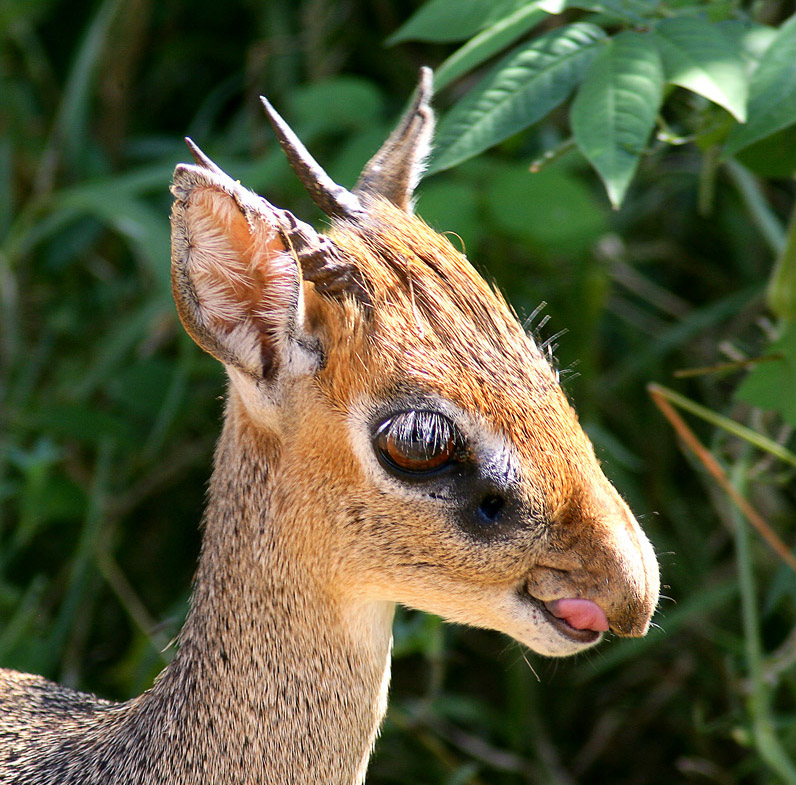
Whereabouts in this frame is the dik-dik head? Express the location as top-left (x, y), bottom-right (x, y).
top-left (170, 69), bottom-right (659, 657)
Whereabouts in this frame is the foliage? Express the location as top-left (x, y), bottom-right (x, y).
top-left (1, 0), bottom-right (796, 783)
top-left (398, 0), bottom-right (796, 208)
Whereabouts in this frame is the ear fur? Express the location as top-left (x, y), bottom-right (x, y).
top-left (170, 163), bottom-right (320, 383)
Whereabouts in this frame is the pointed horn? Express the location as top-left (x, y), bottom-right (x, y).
top-left (354, 67), bottom-right (435, 212)
top-left (277, 211), bottom-right (371, 306)
top-left (260, 96), bottom-right (362, 220)
top-left (184, 138), bottom-right (227, 177)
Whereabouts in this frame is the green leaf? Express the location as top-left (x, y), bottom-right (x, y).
top-left (571, 30), bottom-right (664, 208)
top-left (653, 16), bottom-right (747, 121)
top-left (717, 20), bottom-right (778, 71)
top-left (434, 4), bottom-right (548, 91)
top-left (735, 323), bottom-right (796, 427)
top-left (431, 23), bottom-right (606, 173)
top-left (388, 0), bottom-right (527, 44)
top-left (484, 163), bottom-right (608, 257)
top-left (416, 179), bottom-right (482, 251)
top-left (57, 188), bottom-right (171, 295)
top-left (0, 0), bottom-right (53, 30)
top-left (724, 12), bottom-right (796, 157)
top-left (737, 125), bottom-right (796, 179)
top-left (289, 77), bottom-right (383, 139)
top-left (105, 358), bottom-right (176, 419)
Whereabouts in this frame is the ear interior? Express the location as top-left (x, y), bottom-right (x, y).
top-left (171, 166), bottom-right (306, 380)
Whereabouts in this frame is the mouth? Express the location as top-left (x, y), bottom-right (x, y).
top-left (519, 589), bottom-right (604, 646)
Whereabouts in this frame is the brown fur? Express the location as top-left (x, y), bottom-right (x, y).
top-left (0, 79), bottom-right (659, 784)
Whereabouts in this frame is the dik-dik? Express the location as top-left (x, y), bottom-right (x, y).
top-left (0, 69), bottom-right (659, 784)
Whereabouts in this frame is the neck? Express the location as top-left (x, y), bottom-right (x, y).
top-left (131, 401), bottom-right (395, 784)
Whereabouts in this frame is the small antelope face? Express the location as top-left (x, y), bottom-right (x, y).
top-left (170, 70), bottom-right (659, 658)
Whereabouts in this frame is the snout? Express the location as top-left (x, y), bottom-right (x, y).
top-left (526, 483), bottom-right (660, 639)
top-left (605, 510), bottom-right (660, 636)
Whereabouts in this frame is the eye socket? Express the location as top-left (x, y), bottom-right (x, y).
top-left (374, 410), bottom-right (460, 475)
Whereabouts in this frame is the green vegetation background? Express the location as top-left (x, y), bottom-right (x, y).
top-left (1, 0), bottom-right (795, 783)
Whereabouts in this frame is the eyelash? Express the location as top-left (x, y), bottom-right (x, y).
top-left (373, 410), bottom-right (464, 476)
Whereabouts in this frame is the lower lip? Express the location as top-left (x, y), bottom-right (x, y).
top-left (520, 592), bottom-right (601, 645)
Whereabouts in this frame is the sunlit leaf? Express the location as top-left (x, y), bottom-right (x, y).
top-left (387, 0), bottom-right (527, 44)
top-left (724, 13), bottom-right (796, 156)
top-left (717, 20), bottom-right (778, 71)
top-left (654, 16), bottom-right (747, 121)
top-left (434, 4), bottom-right (548, 91)
top-left (571, 30), bottom-right (663, 208)
top-left (431, 23), bottom-right (606, 173)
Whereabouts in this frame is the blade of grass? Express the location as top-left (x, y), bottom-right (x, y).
top-left (35, 0), bottom-right (124, 193)
top-left (0, 576), bottom-right (47, 660)
top-left (95, 529), bottom-right (170, 659)
top-left (605, 287), bottom-right (760, 392)
top-left (725, 159), bottom-right (786, 256)
top-left (44, 439), bottom-right (113, 666)
top-left (648, 383), bottom-right (796, 572)
top-left (648, 383), bottom-right (796, 470)
top-left (142, 333), bottom-right (193, 459)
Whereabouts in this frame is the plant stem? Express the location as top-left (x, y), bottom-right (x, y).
top-left (730, 462), bottom-right (796, 785)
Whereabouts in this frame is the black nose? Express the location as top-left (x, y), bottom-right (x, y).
top-left (478, 494), bottom-right (505, 524)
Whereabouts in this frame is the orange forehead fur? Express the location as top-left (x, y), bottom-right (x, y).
top-left (305, 197), bottom-right (598, 502)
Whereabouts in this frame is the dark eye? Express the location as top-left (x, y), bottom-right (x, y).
top-left (374, 410), bottom-right (460, 475)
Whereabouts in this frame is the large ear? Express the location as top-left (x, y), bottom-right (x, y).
top-left (170, 154), bottom-right (321, 384)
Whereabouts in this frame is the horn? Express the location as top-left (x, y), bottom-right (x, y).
top-left (354, 67), bottom-right (435, 212)
top-left (260, 97), bottom-right (363, 220)
top-left (277, 211), bottom-right (371, 306)
top-left (184, 138), bottom-right (228, 177)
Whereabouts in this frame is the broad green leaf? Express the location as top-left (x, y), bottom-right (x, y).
top-left (434, 4), bottom-right (548, 91)
top-left (724, 12), bottom-right (796, 157)
top-left (654, 17), bottom-right (747, 121)
top-left (431, 23), bottom-right (606, 173)
top-left (735, 323), bottom-right (796, 427)
top-left (571, 31), bottom-right (663, 208)
top-left (484, 163), bottom-right (608, 257)
top-left (388, 0), bottom-right (527, 44)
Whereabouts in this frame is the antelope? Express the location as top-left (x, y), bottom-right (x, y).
top-left (0, 68), bottom-right (659, 784)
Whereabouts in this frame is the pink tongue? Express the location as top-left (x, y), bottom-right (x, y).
top-left (545, 598), bottom-right (609, 632)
